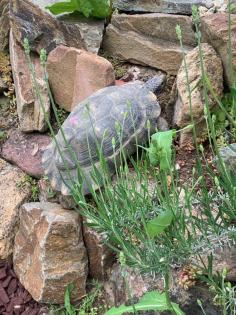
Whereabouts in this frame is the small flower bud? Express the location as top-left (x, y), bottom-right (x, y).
top-left (40, 49), bottom-right (47, 66)
top-left (175, 24), bottom-right (182, 41)
top-left (23, 38), bottom-right (30, 55)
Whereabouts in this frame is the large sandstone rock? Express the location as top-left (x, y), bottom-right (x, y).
top-left (83, 220), bottom-right (114, 280)
top-left (201, 12), bottom-right (236, 87)
top-left (103, 13), bottom-right (196, 75)
top-left (1, 130), bottom-right (51, 178)
top-left (113, 0), bottom-right (213, 14)
top-left (0, 0), bottom-right (9, 52)
top-left (47, 45), bottom-right (115, 111)
top-left (10, 31), bottom-right (50, 132)
top-left (0, 159), bottom-right (31, 261)
top-left (173, 43), bottom-right (223, 144)
top-left (13, 202), bottom-right (88, 304)
top-left (10, 0), bottom-right (86, 54)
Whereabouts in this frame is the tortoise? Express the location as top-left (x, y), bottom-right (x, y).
top-left (42, 75), bottom-right (166, 195)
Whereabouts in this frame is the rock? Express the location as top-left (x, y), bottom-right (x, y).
top-left (58, 15), bottom-right (105, 54)
top-left (0, 77), bottom-right (7, 94)
top-left (104, 264), bottom-right (220, 315)
top-left (38, 178), bottom-right (77, 209)
top-left (1, 130), bottom-right (51, 178)
top-left (47, 45), bottom-right (115, 111)
top-left (104, 264), bottom-right (150, 308)
top-left (0, 159), bottom-right (31, 261)
top-left (113, 0), bottom-right (213, 14)
top-left (157, 116), bottom-right (169, 131)
top-left (103, 13), bottom-right (196, 75)
top-left (173, 43), bottom-right (223, 144)
top-left (0, 0), bottom-right (9, 52)
top-left (10, 0), bottom-right (86, 54)
top-left (9, 31), bottom-right (50, 132)
top-left (13, 202), bottom-right (88, 304)
top-left (196, 246), bottom-right (236, 282)
top-left (201, 12), bottom-right (236, 87)
top-left (83, 219), bottom-right (114, 280)
top-left (219, 143), bottom-right (236, 176)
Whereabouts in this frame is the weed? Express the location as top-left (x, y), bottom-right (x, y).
top-left (17, 175), bottom-right (39, 201)
top-left (51, 282), bottom-right (103, 315)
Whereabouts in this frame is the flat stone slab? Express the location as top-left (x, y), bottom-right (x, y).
top-left (113, 0), bottom-right (213, 14)
top-left (103, 13), bottom-right (195, 74)
top-left (1, 130), bottom-right (51, 178)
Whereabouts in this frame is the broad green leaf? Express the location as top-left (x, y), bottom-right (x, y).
top-left (147, 209), bottom-right (174, 238)
top-left (64, 284), bottom-right (77, 315)
top-left (46, 0), bottom-right (111, 18)
top-left (46, 1), bottom-right (77, 14)
top-left (148, 130), bottom-right (175, 171)
top-left (104, 291), bottom-right (185, 315)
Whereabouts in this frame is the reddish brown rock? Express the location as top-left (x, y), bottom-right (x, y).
top-left (0, 159), bottom-right (31, 261)
top-left (9, 31), bottom-right (50, 132)
top-left (10, 0), bottom-right (86, 54)
top-left (47, 45), bottom-right (115, 111)
top-left (83, 219), bottom-right (114, 280)
top-left (201, 12), bottom-right (236, 87)
top-left (13, 202), bottom-right (88, 304)
top-left (1, 130), bottom-right (51, 178)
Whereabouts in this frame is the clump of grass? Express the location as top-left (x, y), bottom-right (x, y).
top-left (17, 175), bottom-right (39, 201)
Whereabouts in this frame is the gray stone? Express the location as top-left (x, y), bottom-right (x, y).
top-left (29, 0), bottom-right (105, 53)
top-left (10, 0), bottom-right (103, 55)
top-left (103, 13), bottom-right (195, 74)
top-left (10, 0), bottom-right (86, 54)
top-left (219, 143), bottom-right (236, 176)
top-left (113, 0), bottom-right (213, 14)
top-left (58, 15), bottom-right (105, 54)
top-left (13, 202), bottom-right (88, 304)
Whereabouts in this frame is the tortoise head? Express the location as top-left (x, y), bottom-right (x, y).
top-left (144, 74), bottom-right (166, 94)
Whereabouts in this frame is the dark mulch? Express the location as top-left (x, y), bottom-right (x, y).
top-left (0, 261), bottom-right (48, 315)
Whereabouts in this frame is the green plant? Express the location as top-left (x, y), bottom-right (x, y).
top-left (51, 282), bottom-right (103, 315)
top-left (104, 291), bottom-right (185, 315)
top-left (17, 175), bottom-right (39, 201)
top-left (46, 0), bottom-right (112, 18)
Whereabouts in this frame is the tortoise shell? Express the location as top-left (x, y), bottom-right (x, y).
top-left (42, 81), bottom-right (161, 195)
